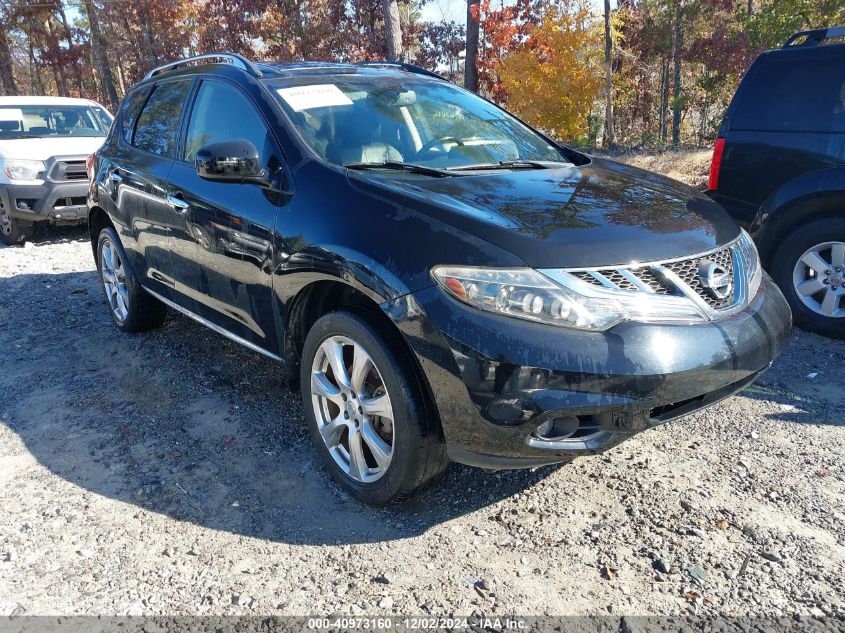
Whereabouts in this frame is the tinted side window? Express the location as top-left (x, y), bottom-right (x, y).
top-left (183, 80), bottom-right (270, 163)
top-left (119, 87), bottom-right (151, 143)
top-left (732, 55), bottom-right (845, 133)
top-left (132, 80), bottom-right (192, 157)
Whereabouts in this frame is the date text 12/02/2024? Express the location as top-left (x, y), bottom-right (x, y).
top-left (306, 617), bottom-right (527, 630)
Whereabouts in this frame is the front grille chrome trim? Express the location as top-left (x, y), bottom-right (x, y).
top-left (541, 235), bottom-right (757, 323)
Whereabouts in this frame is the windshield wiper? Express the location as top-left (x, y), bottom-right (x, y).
top-left (447, 160), bottom-right (563, 171)
top-left (344, 161), bottom-right (451, 178)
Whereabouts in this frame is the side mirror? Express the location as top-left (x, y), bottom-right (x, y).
top-left (196, 139), bottom-right (268, 186)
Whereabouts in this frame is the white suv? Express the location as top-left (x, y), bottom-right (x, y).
top-left (0, 96), bottom-right (113, 245)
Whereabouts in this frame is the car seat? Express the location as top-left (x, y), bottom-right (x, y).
top-left (326, 101), bottom-right (403, 165)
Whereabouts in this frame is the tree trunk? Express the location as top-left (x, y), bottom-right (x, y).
top-left (142, 18), bottom-right (157, 69)
top-left (465, 0), bottom-right (480, 92)
top-left (671, 0), bottom-right (683, 148)
top-left (602, 0), bottom-right (614, 148)
top-left (30, 40), bottom-right (45, 94)
top-left (381, 0), bottom-right (403, 61)
top-left (58, 5), bottom-right (85, 96)
top-left (659, 57), bottom-right (669, 143)
top-left (0, 22), bottom-right (18, 95)
top-left (44, 18), bottom-right (69, 96)
top-left (116, 57), bottom-right (127, 96)
top-left (83, 0), bottom-right (119, 110)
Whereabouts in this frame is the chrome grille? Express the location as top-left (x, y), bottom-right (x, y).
top-left (569, 244), bottom-right (739, 311)
top-left (664, 246), bottom-right (734, 309)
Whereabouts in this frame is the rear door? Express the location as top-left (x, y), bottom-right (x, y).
top-left (717, 51), bottom-right (845, 223)
top-left (112, 78), bottom-right (194, 294)
top-left (165, 78), bottom-right (286, 354)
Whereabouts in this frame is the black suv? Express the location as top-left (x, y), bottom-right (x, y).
top-left (708, 25), bottom-right (845, 339)
top-left (88, 53), bottom-right (790, 503)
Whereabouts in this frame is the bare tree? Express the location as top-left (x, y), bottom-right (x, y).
top-left (659, 58), bottom-right (669, 142)
top-left (57, 3), bottom-right (85, 96)
top-left (381, 0), bottom-right (403, 61)
top-left (465, 0), bottom-right (480, 92)
top-left (82, 0), bottom-right (119, 110)
top-left (0, 15), bottom-right (18, 95)
top-left (602, 0), bottom-right (614, 148)
top-left (671, 0), bottom-right (683, 147)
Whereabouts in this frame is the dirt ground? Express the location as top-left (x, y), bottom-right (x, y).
top-left (0, 190), bottom-right (843, 620)
top-left (605, 149), bottom-right (714, 190)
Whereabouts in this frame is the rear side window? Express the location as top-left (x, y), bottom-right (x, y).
top-left (132, 79), bottom-right (193, 157)
top-left (731, 55), bottom-right (845, 133)
top-left (119, 87), bottom-right (150, 143)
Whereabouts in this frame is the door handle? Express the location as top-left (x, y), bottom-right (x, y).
top-left (167, 194), bottom-right (190, 214)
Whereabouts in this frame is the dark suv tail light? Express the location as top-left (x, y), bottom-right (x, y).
top-left (708, 137), bottom-right (725, 191)
top-left (86, 153), bottom-right (96, 181)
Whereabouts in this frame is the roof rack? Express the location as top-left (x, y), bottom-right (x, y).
top-left (783, 25), bottom-right (845, 48)
top-left (144, 52), bottom-right (263, 81)
top-left (356, 61), bottom-right (446, 81)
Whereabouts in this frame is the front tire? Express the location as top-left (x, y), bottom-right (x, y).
top-left (96, 227), bottom-right (166, 333)
top-left (0, 208), bottom-right (33, 246)
top-left (771, 218), bottom-right (845, 339)
top-left (300, 311), bottom-right (447, 504)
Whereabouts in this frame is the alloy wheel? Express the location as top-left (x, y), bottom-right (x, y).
top-left (100, 237), bottom-right (129, 322)
top-left (310, 335), bottom-right (395, 483)
top-left (792, 241), bottom-right (845, 319)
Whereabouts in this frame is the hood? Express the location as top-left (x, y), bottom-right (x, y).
top-left (349, 157), bottom-right (740, 269)
top-left (0, 136), bottom-right (106, 161)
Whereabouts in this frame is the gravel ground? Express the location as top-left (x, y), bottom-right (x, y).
top-left (0, 227), bottom-right (843, 619)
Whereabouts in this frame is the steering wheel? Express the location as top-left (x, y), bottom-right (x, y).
top-left (416, 136), bottom-right (464, 159)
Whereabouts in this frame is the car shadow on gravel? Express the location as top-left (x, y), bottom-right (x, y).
top-left (0, 269), bottom-right (561, 546)
top-left (29, 224), bottom-right (89, 245)
top-left (741, 383), bottom-right (844, 427)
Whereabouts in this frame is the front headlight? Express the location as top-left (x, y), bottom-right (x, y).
top-left (3, 159), bottom-right (45, 181)
top-left (737, 229), bottom-right (763, 300)
top-left (431, 266), bottom-right (626, 331)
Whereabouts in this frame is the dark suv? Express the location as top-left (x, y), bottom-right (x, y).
top-left (88, 53), bottom-right (791, 503)
top-left (708, 25), bottom-right (845, 339)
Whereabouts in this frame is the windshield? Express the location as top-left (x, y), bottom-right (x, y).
top-left (270, 75), bottom-right (570, 169)
top-left (0, 104), bottom-right (112, 139)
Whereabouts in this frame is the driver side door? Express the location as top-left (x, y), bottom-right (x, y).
top-left (166, 78), bottom-right (287, 355)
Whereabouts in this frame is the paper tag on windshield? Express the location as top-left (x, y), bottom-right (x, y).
top-left (276, 84), bottom-right (352, 111)
top-left (0, 108), bottom-right (24, 121)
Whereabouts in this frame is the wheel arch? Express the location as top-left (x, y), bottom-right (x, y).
top-left (752, 184), bottom-right (845, 267)
top-left (88, 205), bottom-right (115, 262)
top-left (283, 279), bottom-right (444, 439)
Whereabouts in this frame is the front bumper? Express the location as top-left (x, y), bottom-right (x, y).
top-left (388, 275), bottom-right (791, 468)
top-left (0, 181), bottom-right (89, 223)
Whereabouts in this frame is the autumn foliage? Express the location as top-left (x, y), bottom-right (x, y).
top-left (497, 3), bottom-right (602, 140)
top-left (0, 0), bottom-right (843, 147)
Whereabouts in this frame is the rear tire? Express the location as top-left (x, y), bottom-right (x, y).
top-left (0, 208), bottom-right (33, 246)
top-left (300, 311), bottom-right (447, 504)
top-left (96, 227), bottom-right (166, 333)
top-left (771, 218), bottom-right (845, 340)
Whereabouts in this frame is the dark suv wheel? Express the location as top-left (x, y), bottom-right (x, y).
top-left (771, 218), bottom-right (845, 339)
top-left (300, 311), bottom-right (447, 504)
top-left (96, 227), bottom-right (166, 332)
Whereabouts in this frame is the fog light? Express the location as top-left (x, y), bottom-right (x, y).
top-left (533, 416), bottom-right (579, 441)
top-left (16, 200), bottom-right (29, 210)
